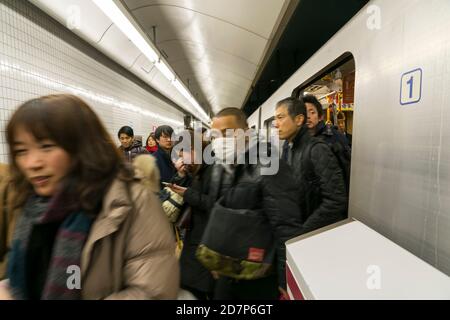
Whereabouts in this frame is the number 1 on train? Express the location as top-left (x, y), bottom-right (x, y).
top-left (406, 76), bottom-right (413, 99)
top-left (400, 68), bottom-right (422, 105)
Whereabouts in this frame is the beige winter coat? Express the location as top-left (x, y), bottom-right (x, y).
top-left (0, 164), bottom-right (18, 280)
top-left (81, 178), bottom-right (179, 299)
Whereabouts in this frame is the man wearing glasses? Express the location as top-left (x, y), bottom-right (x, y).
top-left (153, 125), bottom-right (177, 187)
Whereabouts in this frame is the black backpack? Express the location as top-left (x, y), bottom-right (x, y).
top-left (302, 137), bottom-right (351, 196)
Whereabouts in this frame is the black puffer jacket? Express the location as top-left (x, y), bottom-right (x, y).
top-left (282, 126), bottom-right (347, 235)
top-left (314, 121), bottom-right (351, 151)
top-left (314, 121), bottom-right (352, 193)
top-left (119, 139), bottom-right (148, 162)
top-left (208, 148), bottom-right (302, 289)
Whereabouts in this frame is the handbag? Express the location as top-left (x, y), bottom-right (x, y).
top-left (196, 199), bottom-right (275, 280)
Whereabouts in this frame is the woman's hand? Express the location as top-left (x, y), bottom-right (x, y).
top-left (0, 280), bottom-right (13, 300)
top-left (169, 184), bottom-right (187, 196)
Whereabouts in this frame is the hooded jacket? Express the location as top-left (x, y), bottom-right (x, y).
top-left (2, 175), bottom-right (179, 299)
top-left (119, 139), bottom-right (149, 162)
top-left (80, 178), bottom-right (179, 299)
top-left (0, 164), bottom-right (18, 280)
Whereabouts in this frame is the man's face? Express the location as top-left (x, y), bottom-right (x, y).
top-left (157, 132), bottom-right (172, 151)
top-left (273, 105), bottom-right (304, 141)
top-left (211, 115), bottom-right (242, 135)
top-left (211, 114), bottom-right (249, 147)
top-left (306, 102), bottom-right (322, 130)
top-left (211, 115), bottom-right (246, 162)
top-left (119, 133), bottom-right (133, 149)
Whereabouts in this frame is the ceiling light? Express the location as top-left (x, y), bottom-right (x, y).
top-left (93, 0), bottom-right (159, 63)
top-left (172, 79), bottom-right (208, 121)
top-left (93, 0), bottom-right (210, 123)
top-left (173, 79), bottom-right (191, 100)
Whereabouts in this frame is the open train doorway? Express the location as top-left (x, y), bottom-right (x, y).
top-left (293, 53), bottom-right (355, 148)
top-left (292, 52), bottom-right (355, 200)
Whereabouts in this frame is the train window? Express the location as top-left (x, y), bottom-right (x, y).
top-left (293, 52), bottom-right (355, 147)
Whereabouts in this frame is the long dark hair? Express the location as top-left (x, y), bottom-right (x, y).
top-left (6, 94), bottom-right (133, 214)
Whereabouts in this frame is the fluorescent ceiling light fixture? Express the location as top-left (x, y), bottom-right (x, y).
top-left (93, 0), bottom-right (158, 63)
top-left (172, 79), bottom-right (209, 121)
top-left (93, 0), bottom-right (210, 124)
top-left (173, 79), bottom-right (192, 100)
top-left (188, 96), bottom-right (209, 119)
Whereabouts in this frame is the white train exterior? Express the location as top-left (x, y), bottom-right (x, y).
top-left (248, 0), bottom-right (450, 276)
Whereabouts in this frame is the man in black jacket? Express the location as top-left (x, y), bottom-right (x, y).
top-left (206, 107), bottom-right (302, 300)
top-left (303, 94), bottom-right (352, 193)
top-left (274, 97), bottom-right (348, 235)
top-left (153, 125), bottom-right (177, 187)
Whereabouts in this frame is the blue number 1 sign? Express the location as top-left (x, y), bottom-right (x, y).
top-left (400, 68), bottom-right (422, 105)
top-left (406, 76), bottom-right (413, 98)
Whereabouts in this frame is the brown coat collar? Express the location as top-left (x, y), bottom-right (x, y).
top-left (81, 178), bottom-right (133, 275)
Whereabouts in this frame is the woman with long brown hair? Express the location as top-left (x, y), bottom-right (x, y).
top-left (0, 94), bottom-right (179, 300)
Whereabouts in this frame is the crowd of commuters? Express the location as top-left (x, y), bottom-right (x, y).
top-left (0, 93), bottom-right (350, 300)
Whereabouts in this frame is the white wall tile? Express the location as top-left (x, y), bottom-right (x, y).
top-left (0, 1), bottom-right (184, 163)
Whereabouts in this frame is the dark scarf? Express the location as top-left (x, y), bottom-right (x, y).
top-left (7, 191), bottom-right (93, 300)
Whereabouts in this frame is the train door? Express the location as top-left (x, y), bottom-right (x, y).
top-left (292, 52), bottom-right (355, 195)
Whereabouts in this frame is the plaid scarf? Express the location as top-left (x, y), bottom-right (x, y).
top-left (7, 191), bottom-right (93, 300)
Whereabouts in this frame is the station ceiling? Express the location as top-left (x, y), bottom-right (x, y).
top-left (31, 0), bottom-right (369, 122)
